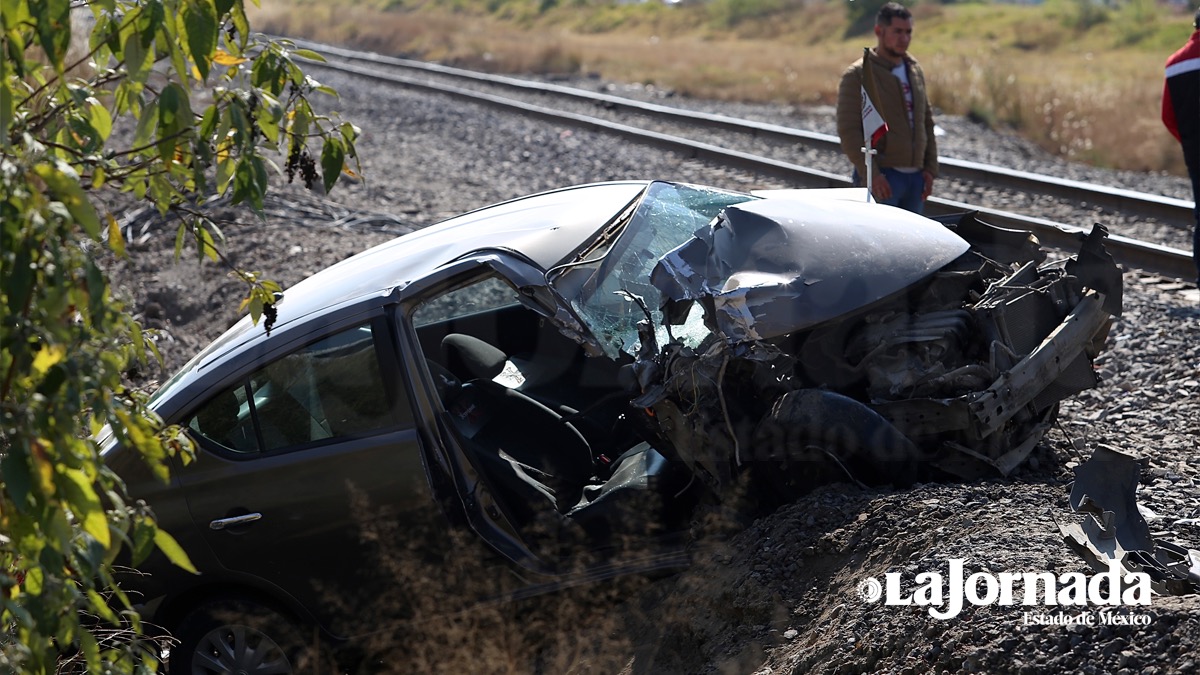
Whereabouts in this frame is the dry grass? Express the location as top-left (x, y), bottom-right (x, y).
top-left (251, 0), bottom-right (1196, 173)
top-left (925, 51), bottom-right (1181, 172)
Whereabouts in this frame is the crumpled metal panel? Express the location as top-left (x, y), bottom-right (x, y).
top-left (650, 198), bottom-right (971, 342)
top-left (1056, 445), bottom-right (1200, 595)
top-left (1066, 223), bottom-right (1124, 317)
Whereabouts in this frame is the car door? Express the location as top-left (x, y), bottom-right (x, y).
top-left (175, 314), bottom-right (466, 637)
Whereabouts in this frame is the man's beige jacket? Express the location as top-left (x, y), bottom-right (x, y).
top-left (836, 49), bottom-right (939, 181)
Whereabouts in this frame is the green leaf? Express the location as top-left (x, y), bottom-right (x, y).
top-left (199, 104), bottom-right (218, 139)
top-left (24, 567), bottom-right (44, 595)
top-left (320, 137), bottom-right (344, 194)
top-left (34, 162), bottom-right (102, 239)
top-left (192, 139), bottom-right (212, 194)
top-left (289, 101), bottom-right (310, 141)
top-left (216, 102), bottom-right (233, 144)
top-left (123, 29), bottom-right (151, 84)
top-left (247, 292), bottom-right (263, 324)
top-left (196, 223), bottom-right (219, 262)
top-left (287, 61), bottom-right (304, 88)
top-left (31, 0), bottom-right (71, 71)
top-left (114, 410), bottom-right (168, 480)
top-left (174, 222), bottom-right (187, 260)
top-left (6, 244), bottom-right (32, 315)
top-left (229, 98), bottom-right (249, 148)
top-left (250, 49), bottom-right (281, 93)
top-left (138, 0), bottom-right (165, 47)
top-left (1, 0), bottom-right (29, 32)
top-left (131, 321), bottom-right (146, 361)
top-left (35, 363), bottom-right (66, 397)
top-left (1, 43), bottom-right (13, 145)
top-left (106, 213), bottom-right (125, 258)
top-left (291, 48), bottom-right (326, 62)
top-left (58, 468), bottom-right (110, 548)
top-left (154, 528), bottom-right (198, 574)
top-left (79, 626), bottom-right (100, 668)
top-left (149, 173), bottom-right (175, 215)
top-left (162, 22), bottom-right (189, 85)
top-left (130, 516), bottom-right (156, 567)
top-left (230, 158), bottom-right (252, 204)
top-left (85, 589), bottom-right (119, 626)
top-left (1, 449), bottom-right (32, 506)
top-left (216, 155), bottom-right (236, 194)
top-left (86, 259), bottom-right (107, 327)
top-left (183, 0), bottom-right (218, 81)
top-left (88, 99), bottom-right (113, 141)
top-left (133, 97), bottom-right (159, 150)
top-left (31, 345), bottom-right (64, 376)
top-left (249, 156), bottom-right (267, 210)
top-left (206, 218), bottom-right (225, 244)
top-left (231, 5), bottom-right (250, 49)
top-left (157, 83), bottom-right (192, 161)
top-left (255, 103), bottom-right (279, 144)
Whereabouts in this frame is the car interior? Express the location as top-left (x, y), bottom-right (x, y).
top-left (187, 324), bottom-right (399, 455)
top-left (411, 275), bottom-right (700, 555)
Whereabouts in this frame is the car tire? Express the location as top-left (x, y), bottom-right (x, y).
top-left (750, 389), bottom-right (927, 505)
top-left (170, 598), bottom-right (326, 675)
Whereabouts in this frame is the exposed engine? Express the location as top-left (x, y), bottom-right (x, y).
top-left (630, 212), bottom-right (1122, 500)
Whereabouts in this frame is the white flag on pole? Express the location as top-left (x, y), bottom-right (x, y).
top-left (861, 84), bottom-right (888, 149)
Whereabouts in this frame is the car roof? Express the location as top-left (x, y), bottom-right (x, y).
top-left (150, 181), bottom-right (650, 408)
top-left (278, 181), bottom-right (650, 328)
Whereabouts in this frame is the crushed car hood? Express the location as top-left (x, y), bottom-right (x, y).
top-left (650, 197), bottom-right (971, 342)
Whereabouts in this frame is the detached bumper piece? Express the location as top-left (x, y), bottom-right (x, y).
top-left (1057, 445), bottom-right (1200, 596)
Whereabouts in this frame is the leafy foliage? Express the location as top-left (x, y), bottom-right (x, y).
top-left (1, 1), bottom-right (357, 671)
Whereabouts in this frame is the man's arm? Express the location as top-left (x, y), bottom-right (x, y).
top-left (1163, 77), bottom-right (1181, 142)
top-left (923, 97), bottom-right (937, 200)
top-left (836, 66), bottom-right (868, 179)
top-left (921, 83), bottom-right (939, 180)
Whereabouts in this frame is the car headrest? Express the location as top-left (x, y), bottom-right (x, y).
top-left (442, 334), bottom-right (507, 381)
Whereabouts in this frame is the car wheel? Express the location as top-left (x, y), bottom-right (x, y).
top-left (170, 599), bottom-right (319, 675)
top-left (750, 389), bottom-right (927, 505)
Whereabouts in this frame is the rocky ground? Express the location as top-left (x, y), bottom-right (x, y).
top-left (103, 62), bottom-right (1200, 674)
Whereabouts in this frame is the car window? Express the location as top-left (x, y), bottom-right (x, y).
top-left (187, 323), bottom-right (401, 455)
top-left (412, 276), bottom-right (520, 327)
top-left (189, 382), bottom-right (258, 453)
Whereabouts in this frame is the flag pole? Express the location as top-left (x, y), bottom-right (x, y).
top-left (863, 147), bottom-right (876, 203)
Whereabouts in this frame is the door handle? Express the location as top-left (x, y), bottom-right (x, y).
top-left (209, 512), bottom-right (262, 530)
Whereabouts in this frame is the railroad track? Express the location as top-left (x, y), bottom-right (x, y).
top-left (288, 38), bottom-right (1196, 281)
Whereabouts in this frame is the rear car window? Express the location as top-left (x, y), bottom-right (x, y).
top-left (187, 323), bottom-right (401, 454)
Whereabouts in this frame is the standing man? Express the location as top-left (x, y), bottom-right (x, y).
top-left (1162, 7), bottom-right (1200, 287)
top-left (837, 2), bottom-right (938, 213)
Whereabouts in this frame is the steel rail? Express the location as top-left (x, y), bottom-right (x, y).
top-left (299, 50), bottom-right (1195, 280)
top-left (293, 38), bottom-right (1196, 229)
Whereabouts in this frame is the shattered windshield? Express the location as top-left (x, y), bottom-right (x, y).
top-left (556, 182), bottom-right (756, 358)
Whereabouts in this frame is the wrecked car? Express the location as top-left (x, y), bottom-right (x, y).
top-left (107, 180), bottom-right (1121, 673)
